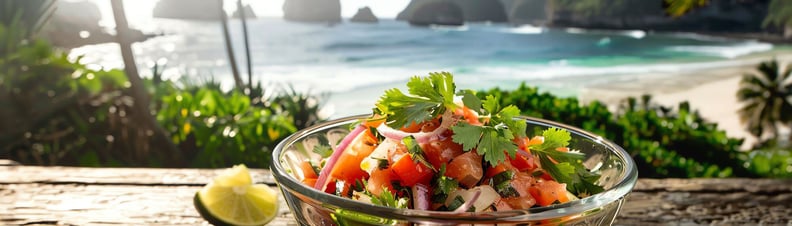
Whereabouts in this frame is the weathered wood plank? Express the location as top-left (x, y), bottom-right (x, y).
top-left (0, 183), bottom-right (295, 226)
top-left (0, 165), bottom-right (276, 185)
top-left (1, 165), bottom-right (791, 225)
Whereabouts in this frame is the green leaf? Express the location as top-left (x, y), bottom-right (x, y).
top-left (476, 129), bottom-right (517, 165)
top-left (537, 127), bottom-right (571, 151)
top-left (402, 136), bottom-right (436, 171)
top-left (376, 72), bottom-right (457, 129)
top-left (459, 89), bottom-right (482, 114)
top-left (370, 189), bottom-right (408, 208)
top-left (434, 164), bottom-right (459, 195)
top-left (482, 95), bottom-right (500, 114)
top-left (450, 122), bottom-right (483, 151)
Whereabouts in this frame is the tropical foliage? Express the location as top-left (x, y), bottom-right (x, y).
top-left (737, 59), bottom-right (792, 147)
top-left (0, 22), bottom-right (325, 168)
top-left (477, 85), bottom-right (785, 178)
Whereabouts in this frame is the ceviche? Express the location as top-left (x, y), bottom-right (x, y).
top-left (297, 72), bottom-right (603, 212)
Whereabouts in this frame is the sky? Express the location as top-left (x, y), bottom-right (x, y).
top-left (83, 0), bottom-right (411, 27)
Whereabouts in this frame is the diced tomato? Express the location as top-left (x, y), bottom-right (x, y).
top-left (497, 195), bottom-right (537, 210)
top-left (539, 172), bottom-right (554, 181)
top-left (492, 172), bottom-right (538, 210)
top-left (400, 121), bottom-right (423, 133)
top-left (485, 161), bottom-right (515, 179)
top-left (391, 154), bottom-right (434, 186)
top-left (444, 151), bottom-right (483, 188)
top-left (528, 136), bottom-right (544, 146)
top-left (454, 106), bottom-right (482, 125)
top-left (363, 116), bottom-right (385, 128)
top-left (366, 168), bottom-right (396, 197)
top-left (329, 132), bottom-right (378, 183)
top-left (510, 152), bottom-right (538, 172)
top-left (302, 178), bottom-right (317, 188)
top-left (299, 161), bottom-right (318, 179)
top-left (529, 179), bottom-right (570, 206)
top-left (421, 136), bottom-right (464, 169)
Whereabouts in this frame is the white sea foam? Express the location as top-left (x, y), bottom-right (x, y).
top-left (504, 25), bottom-right (545, 34)
top-left (666, 41), bottom-right (773, 59)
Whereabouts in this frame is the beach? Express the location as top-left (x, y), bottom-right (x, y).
top-left (579, 50), bottom-right (792, 150)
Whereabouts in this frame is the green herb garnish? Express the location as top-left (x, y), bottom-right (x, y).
top-left (530, 128), bottom-right (604, 196)
top-left (376, 72), bottom-right (457, 129)
top-left (402, 136), bottom-right (436, 171)
top-left (371, 188), bottom-right (409, 209)
top-left (451, 95), bottom-right (526, 165)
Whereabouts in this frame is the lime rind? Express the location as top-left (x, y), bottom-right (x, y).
top-left (194, 164), bottom-right (278, 226)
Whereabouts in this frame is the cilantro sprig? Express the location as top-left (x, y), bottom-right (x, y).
top-left (402, 136), bottom-right (436, 171)
top-left (530, 128), bottom-right (604, 196)
top-left (376, 72), bottom-right (457, 129)
top-left (451, 95), bottom-right (527, 165)
top-left (370, 189), bottom-right (409, 208)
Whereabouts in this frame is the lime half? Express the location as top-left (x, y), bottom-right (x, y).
top-left (194, 165), bottom-right (278, 226)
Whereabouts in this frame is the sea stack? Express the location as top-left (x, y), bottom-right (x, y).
top-left (350, 7), bottom-right (379, 23)
top-left (397, 0), bottom-right (508, 25)
top-left (153, 0), bottom-right (220, 20)
top-left (232, 4), bottom-right (257, 19)
top-left (398, 0), bottom-right (464, 26)
top-left (283, 0), bottom-right (342, 23)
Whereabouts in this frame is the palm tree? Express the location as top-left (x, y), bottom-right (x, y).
top-left (737, 59), bottom-right (792, 146)
top-left (217, 0), bottom-right (245, 91)
top-left (110, 0), bottom-right (181, 164)
top-left (236, 0), bottom-right (254, 96)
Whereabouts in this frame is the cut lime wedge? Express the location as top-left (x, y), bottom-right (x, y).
top-left (194, 164), bottom-right (278, 226)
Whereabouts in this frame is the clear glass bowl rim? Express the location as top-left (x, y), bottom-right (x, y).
top-left (271, 114), bottom-right (639, 222)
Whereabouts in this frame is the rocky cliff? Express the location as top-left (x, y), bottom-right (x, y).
top-left (547, 0), bottom-right (769, 33)
top-left (397, 0), bottom-right (507, 24)
top-left (350, 7), bottom-right (378, 23)
top-left (42, 0), bottom-right (149, 48)
top-left (283, 0), bottom-right (342, 23)
top-left (232, 5), bottom-right (257, 19)
top-left (153, 0), bottom-right (221, 20)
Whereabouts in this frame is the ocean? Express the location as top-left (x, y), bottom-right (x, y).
top-left (69, 18), bottom-right (774, 117)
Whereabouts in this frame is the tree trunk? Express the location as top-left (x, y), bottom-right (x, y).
top-left (110, 0), bottom-right (182, 166)
top-left (218, 0), bottom-right (245, 91)
top-left (237, 0), bottom-right (254, 96)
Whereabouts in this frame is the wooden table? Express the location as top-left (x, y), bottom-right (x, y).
top-left (1, 163), bottom-right (791, 225)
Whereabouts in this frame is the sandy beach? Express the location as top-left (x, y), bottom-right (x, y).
top-left (580, 49), bottom-right (792, 150)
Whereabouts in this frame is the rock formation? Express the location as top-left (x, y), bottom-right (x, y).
top-left (504, 0), bottom-right (549, 25)
top-left (42, 0), bottom-right (149, 48)
top-left (398, 0), bottom-right (465, 26)
top-left (398, 0), bottom-right (507, 23)
top-left (232, 4), bottom-right (257, 19)
top-left (283, 0), bottom-right (342, 23)
top-left (350, 7), bottom-right (378, 23)
top-left (153, 0), bottom-right (220, 20)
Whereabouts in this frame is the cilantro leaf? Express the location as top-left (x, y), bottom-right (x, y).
top-left (536, 127), bottom-right (571, 151)
top-left (458, 90), bottom-right (482, 114)
top-left (402, 136), bottom-right (436, 171)
top-left (531, 127), bottom-right (603, 196)
top-left (375, 73), bottom-right (457, 129)
top-left (450, 122), bottom-right (483, 151)
top-left (434, 164), bottom-right (458, 195)
top-left (482, 95), bottom-right (500, 115)
top-left (476, 128), bottom-right (517, 165)
top-left (370, 188), bottom-right (408, 208)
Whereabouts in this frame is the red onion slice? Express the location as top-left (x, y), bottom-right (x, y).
top-left (376, 111), bottom-right (456, 143)
top-left (453, 190), bottom-right (482, 213)
top-left (314, 125), bottom-right (366, 191)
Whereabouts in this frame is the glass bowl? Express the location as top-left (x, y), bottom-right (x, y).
top-left (271, 115), bottom-right (638, 225)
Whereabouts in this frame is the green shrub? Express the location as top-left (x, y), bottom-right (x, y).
top-left (479, 84), bottom-right (755, 178)
top-left (156, 86), bottom-right (297, 168)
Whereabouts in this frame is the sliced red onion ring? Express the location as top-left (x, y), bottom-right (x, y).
top-left (453, 189), bottom-right (482, 213)
top-left (314, 125), bottom-right (366, 191)
top-left (376, 111), bottom-right (456, 143)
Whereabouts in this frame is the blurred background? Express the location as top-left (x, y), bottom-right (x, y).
top-left (0, 0), bottom-right (790, 178)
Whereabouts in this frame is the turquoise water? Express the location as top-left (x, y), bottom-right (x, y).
top-left (70, 18), bottom-right (774, 117)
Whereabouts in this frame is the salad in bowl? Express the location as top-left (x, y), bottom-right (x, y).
top-left (272, 72), bottom-right (637, 225)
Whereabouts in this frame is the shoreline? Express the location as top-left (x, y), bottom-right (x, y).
top-left (578, 48), bottom-right (792, 150)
